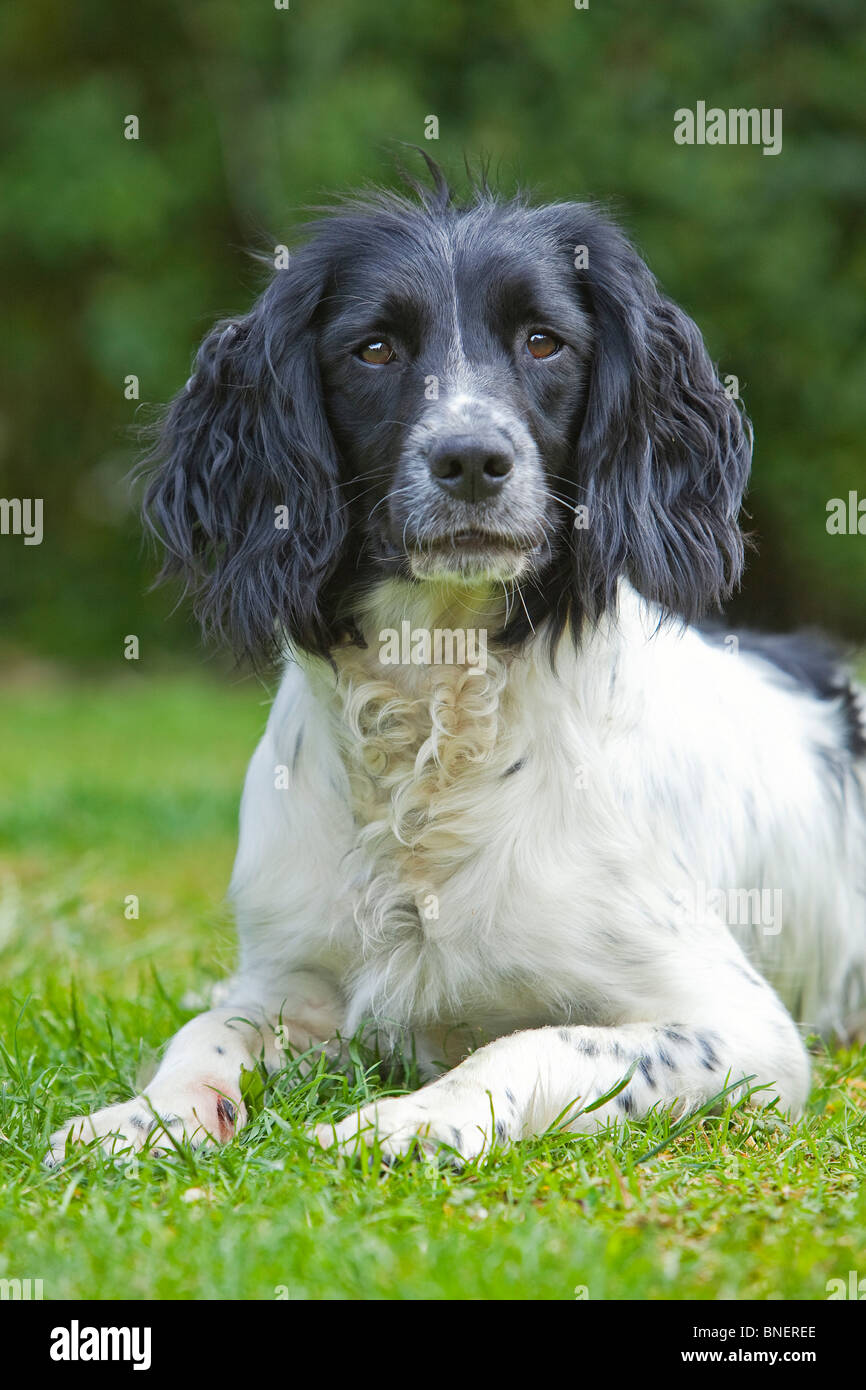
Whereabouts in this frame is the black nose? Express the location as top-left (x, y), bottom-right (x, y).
top-left (427, 435), bottom-right (515, 502)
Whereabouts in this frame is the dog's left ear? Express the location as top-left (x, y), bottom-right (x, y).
top-left (142, 253), bottom-right (346, 663)
top-left (559, 207), bottom-right (752, 624)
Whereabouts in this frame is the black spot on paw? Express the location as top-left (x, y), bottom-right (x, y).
top-left (638, 1056), bottom-right (656, 1089)
top-left (697, 1034), bottom-right (722, 1071)
top-left (494, 1119), bottom-right (507, 1144)
top-left (215, 1096), bottom-right (237, 1133)
top-left (616, 1090), bottom-right (636, 1116)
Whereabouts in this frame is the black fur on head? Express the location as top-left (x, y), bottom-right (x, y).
top-left (143, 157), bottom-right (752, 664)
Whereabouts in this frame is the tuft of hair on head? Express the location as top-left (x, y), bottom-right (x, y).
top-left (390, 143), bottom-right (455, 212)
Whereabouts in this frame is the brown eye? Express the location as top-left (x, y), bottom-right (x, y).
top-left (526, 332), bottom-right (561, 360)
top-left (358, 340), bottom-right (396, 365)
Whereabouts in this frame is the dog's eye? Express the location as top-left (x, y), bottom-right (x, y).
top-left (358, 340), bottom-right (397, 365)
top-left (526, 332), bottom-right (562, 360)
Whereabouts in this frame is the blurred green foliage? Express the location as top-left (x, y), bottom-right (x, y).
top-left (1, 0), bottom-right (864, 667)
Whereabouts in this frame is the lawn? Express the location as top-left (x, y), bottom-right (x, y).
top-left (1, 673), bottom-right (864, 1301)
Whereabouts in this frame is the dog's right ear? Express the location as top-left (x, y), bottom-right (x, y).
top-left (143, 260), bottom-right (346, 662)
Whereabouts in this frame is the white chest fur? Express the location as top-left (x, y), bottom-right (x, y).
top-left (315, 585), bottom-right (660, 1039)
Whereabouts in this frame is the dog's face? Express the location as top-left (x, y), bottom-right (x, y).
top-left (145, 167), bottom-right (752, 660)
top-left (316, 208), bottom-right (592, 586)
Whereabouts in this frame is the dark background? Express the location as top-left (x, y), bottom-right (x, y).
top-left (1, 0), bottom-right (864, 669)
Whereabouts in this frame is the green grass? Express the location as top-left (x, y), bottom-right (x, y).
top-left (1, 674), bottom-right (865, 1300)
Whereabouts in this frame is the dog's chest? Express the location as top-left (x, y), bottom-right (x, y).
top-left (333, 646), bottom-right (517, 893)
top-left (325, 645), bottom-right (610, 1030)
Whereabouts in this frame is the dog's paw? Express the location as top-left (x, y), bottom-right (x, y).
top-left (45, 1080), bottom-right (246, 1166)
top-left (314, 1087), bottom-right (504, 1165)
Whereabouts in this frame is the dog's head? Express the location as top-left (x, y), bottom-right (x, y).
top-left (144, 161), bottom-right (751, 661)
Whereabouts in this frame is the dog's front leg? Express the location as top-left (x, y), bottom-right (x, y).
top-left (318, 996), bottom-right (810, 1163)
top-left (47, 971), bottom-right (342, 1164)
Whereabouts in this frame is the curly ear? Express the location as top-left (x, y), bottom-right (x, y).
top-left (564, 209), bottom-right (752, 625)
top-left (143, 263), bottom-right (346, 662)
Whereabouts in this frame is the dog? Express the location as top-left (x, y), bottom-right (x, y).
top-left (48, 161), bottom-right (866, 1165)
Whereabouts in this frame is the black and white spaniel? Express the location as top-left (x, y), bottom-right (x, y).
top-left (49, 161), bottom-right (866, 1164)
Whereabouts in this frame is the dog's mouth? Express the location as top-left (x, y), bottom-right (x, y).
top-left (406, 528), bottom-right (542, 580)
top-left (433, 528), bottom-right (523, 550)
